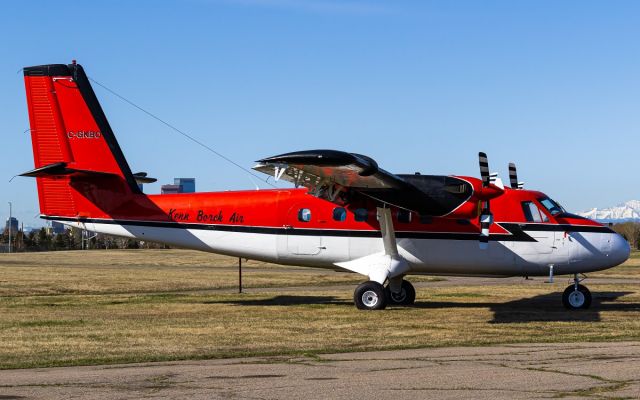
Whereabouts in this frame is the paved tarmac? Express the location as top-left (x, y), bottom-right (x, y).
top-left (1, 342), bottom-right (639, 399)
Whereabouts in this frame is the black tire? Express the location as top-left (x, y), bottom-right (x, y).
top-left (385, 280), bottom-right (416, 306)
top-left (562, 284), bottom-right (592, 310)
top-left (354, 281), bottom-right (387, 310)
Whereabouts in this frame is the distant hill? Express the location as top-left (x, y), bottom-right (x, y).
top-left (579, 200), bottom-right (640, 222)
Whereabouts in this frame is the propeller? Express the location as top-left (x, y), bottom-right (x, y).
top-left (478, 152), bottom-right (494, 250)
top-left (479, 152), bottom-right (490, 187)
top-left (508, 162), bottom-right (524, 189)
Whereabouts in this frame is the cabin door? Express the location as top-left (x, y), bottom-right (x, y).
top-left (284, 205), bottom-right (323, 256)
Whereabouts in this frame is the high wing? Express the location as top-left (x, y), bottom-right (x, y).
top-left (253, 149), bottom-right (474, 216)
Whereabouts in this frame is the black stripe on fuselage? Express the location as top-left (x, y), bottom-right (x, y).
top-left (43, 216), bottom-right (615, 242)
top-left (500, 223), bottom-right (615, 234)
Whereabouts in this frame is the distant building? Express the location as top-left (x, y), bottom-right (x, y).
top-left (51, 221), bottom-right (66, 234)
top-left (5, 217), bottom-right (18, 234)
top-left (161, 178), bottom-right (196, 194)
top-left (161, 184), bottom-right (181, 194)
top-left (174, 178), bottom-right (195, 193)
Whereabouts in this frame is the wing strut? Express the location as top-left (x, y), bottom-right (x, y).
top-left (377, 206), bottom-right (399, 257)
top-left (377, 206), bottom-right (409, 294)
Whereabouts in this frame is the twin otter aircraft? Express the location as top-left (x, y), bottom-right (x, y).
top-left (21, 62), bottom-right (630, 310)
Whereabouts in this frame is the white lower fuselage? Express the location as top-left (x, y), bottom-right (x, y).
top-left (63, 219), bottom-right (630, 277)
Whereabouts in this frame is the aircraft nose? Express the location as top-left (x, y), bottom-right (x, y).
top-left (608, 233), bottom-right (631, 266)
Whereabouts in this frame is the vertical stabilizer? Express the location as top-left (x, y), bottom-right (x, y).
top-left (23, 62), bottom-right (140, 218)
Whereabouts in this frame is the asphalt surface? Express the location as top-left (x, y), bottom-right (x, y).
top-left (1, 342), bottom-right (639, 399)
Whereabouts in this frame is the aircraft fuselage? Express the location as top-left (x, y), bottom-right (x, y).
top-left (53, 184), bottom-right (630, 277)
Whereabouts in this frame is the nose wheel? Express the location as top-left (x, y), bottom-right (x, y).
top-left (562, 274), bottom-right (592, 310)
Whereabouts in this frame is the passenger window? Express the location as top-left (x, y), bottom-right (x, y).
top-left (420, 214), bottom-right (432, 224)
top-left (354, 208), bottom-right (368, 222)
top-left (333, 207), bottom-right (347, 222)
top-left (298, 208), bottom-right (312, 222)
top-left (397, 209), bottom-right (412, 223)
top-left (521, 201), bottom-right (548, 222)
top-left (456, 219), bottom-right (471, 225)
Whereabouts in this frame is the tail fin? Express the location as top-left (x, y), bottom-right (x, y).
top-left (22, 62), bottom-right (140, 218)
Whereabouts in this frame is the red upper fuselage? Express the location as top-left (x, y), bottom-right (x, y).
top-left (61, 175), bottom-right (600, 236)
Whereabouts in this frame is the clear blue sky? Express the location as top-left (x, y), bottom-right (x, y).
top-left (2, 0), bottom-right (639, 228)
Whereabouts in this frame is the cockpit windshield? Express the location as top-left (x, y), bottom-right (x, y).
top-left (538, 196), bottom-right (565, 216)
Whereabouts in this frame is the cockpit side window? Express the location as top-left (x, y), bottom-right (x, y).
top-left (521, 201), bottom-right (549, 222)
top-left (538, 197), bottom-right (565, 216)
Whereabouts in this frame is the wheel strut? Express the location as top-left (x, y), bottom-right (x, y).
top-left (572, 273), bottom-right (586, 290)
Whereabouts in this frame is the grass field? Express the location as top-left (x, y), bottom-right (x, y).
top-left (0, 249), bottom-right (639, 369)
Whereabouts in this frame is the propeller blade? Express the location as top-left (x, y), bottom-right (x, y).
top-left (508, 163), bottom-right (518, 189)
top-left (479, 204), bottom-right (492, 250)
top-left (478, 152), bottom-right (497, 249)
top-left (478, 152), bottom-right (490, 187)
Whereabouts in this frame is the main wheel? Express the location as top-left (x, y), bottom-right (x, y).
top-left (562, 284), bottom-right (592, 310)
top-left (354, 281), bottom-right (387, 310)
top-left (385, 280), bottom-right (416, 306)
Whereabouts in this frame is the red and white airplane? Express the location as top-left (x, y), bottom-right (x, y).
top-left (20, 62), bottom-right (630, 310)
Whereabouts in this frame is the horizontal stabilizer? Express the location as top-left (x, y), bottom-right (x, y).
top-left (133, 172), bottom-right (157, 184)
top-left (20, 162), bottom-right (119, 179)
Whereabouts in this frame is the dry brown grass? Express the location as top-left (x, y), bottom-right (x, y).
top-left (0, 250), bottom-right (369, 296)
top-left (0, 249), bottom-right (639, 369)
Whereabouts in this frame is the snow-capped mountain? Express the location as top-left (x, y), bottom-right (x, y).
top-left (579, 200), bottom-right (640, 222)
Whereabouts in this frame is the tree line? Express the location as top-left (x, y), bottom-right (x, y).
top-left (0, 227), bottom-right (168, 252)
top-left (612, 222), bottom-right (640, 251)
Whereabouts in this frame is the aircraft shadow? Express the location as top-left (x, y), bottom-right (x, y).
top-left (412, 291), bottom-right (637, 323)
top-left (203, 295), bottom-right (350, 306)
top-left (490, 291), bottom-right (639, 323)
top-left (208, 292), bottom-right (639, 323)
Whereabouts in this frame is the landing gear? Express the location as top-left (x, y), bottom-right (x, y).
top-left (354, 281), bottom-right (387, 310)
top-left (562, 274), bottom-right (592, 310)
top-left (352, 207), bottom-right (413, 311)
top-left (385, 280), bottom-right (416, 306)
